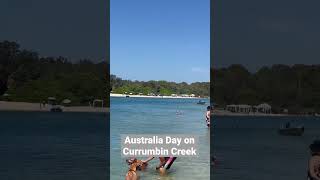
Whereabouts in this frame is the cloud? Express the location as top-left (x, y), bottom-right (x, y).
top-left (191, 67), bottom-right (208, 73)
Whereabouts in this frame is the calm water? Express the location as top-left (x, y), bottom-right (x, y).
top-left (0, 111), bottom-right (108, 180)
top-left (110, 97), bottom-right (210, 180)
top-left (213, 116), bottom-right (320, 180)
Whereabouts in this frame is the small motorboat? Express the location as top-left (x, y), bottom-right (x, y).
top-left (50, 105), bottom-right (63, 112)
top-left (278, 125), bottom-right (304, 136)
top-left (197, 100), bottom-right (206, 105)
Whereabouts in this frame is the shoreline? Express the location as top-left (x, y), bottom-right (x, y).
top-left (1, 101), bottom-right (317, 117)
top-left (0, 101), bottom-right (109, 113)
top-left (212, 109), bottom-right (318, 117)
top-left (110, 93), bottom-right (207, 99)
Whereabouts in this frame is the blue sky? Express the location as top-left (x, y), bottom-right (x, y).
top-left (0, 0), bottom-right (107, 61)
top-left (110, 0), bottom-right (210, 83)
top-left (213, 0), bottom-right (320, 71)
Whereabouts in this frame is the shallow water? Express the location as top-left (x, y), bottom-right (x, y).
top-left (0, 111), bottom-right (108, 180)
top-left (110, 97), bottom-right (210, 180)
top-left (213, 116), bottom-right (320, 180)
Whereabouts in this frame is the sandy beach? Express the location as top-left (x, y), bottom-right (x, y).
top-left (0, 100), bottom-right (290, 116)
top-left (110, 93), bottom-right (204, 99)
top-left (213, 109), bottom-right (288, 117)
top-left (0, 101), bottom-right (109, 113)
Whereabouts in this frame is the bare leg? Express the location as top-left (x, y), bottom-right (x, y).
top-left (156, 157), bottom-right (166, 169)
top-left (159, 167), bottom-right (166, 175)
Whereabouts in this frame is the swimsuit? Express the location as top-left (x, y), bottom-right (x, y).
top-left (163, 157), bottom-right (177, 169)
top-left (206, 115), bottom-right (210, 127)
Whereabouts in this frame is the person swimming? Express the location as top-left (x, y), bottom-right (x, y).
top-left (211, 156), bottom-right (217, 166)
top-left (285, 121), bottom-right (291, 128)
top-left (126, 157), bottom-right (148, 171)
top-left (205, 106), bottom-right (211, 127)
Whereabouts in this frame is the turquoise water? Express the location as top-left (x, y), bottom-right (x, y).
top-left (110, 97), bottom-right (210, 180)
top-left (213, 116), bottom-right (320, 180)
top-left (0, 111), bottom-right (108, 180)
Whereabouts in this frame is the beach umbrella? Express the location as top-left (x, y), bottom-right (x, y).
top-left (62, 99), bottom-right (71, 104)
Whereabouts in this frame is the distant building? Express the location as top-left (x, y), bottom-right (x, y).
top-left (226, 104), bottom-right (252, 113)
top-left (226, 103), bottom-right (272, 114)
top-left (282, 109), bottom-right (289, 114)
top-left (47, 97), bottom-right (57, 105)
top-left (255, 103), bottom-right (272, 113)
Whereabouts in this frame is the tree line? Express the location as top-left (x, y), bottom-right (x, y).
top-left (110, 75), bottom-right (210, 97)
top-left (0, 41), bottom-right (108, 106)
top-left (212, 64), bottom-right (320, 114)
top-left (2, 41), bottom-right (319, 113)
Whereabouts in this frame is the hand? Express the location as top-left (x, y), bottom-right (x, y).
top-left (142, 160), bottom-right (149, 165)
top-left (142, 156), bottom-right (154, 164)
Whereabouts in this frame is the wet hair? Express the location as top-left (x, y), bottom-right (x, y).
top-left (126, 158), bottom-right (137, 165)
top-left (309, 140), bottom-right (320, 153)
top-left (207, 106), bottom-right (211, 110)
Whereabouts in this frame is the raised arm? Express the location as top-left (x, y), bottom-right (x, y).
top-left (142, 156), bottom-right (154, 163)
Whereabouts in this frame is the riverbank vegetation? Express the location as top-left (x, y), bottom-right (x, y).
top-left (110, 75), bottom-right (210, 97)
top-left (212, 64), bottom-right (320, 114)
top-left (0, 41), bottom-right (108, 106)
top-left (2, 41), bottom-right (319, 114)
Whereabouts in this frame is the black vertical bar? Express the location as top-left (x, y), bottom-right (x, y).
top-left (210, 0), bottom-right (215, 179)
top-left (106, 0), bottom-right (110, 179)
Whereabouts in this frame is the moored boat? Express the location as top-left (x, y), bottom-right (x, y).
top-left (197, 100), bottom-right (206, 105)
top-left (50, 105), bottom-right (63, 112)
top-left (278, 126), bottom-right (304, 136)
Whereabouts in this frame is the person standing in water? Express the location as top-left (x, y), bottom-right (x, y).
top-left (205, 106), bottom-right (211, 127)
top-left (142, 156), bottom-right (165, 169)
top-left (308, 140), bottom-right (320, 180)
top-left (141, 156), bottom-right (177, 174)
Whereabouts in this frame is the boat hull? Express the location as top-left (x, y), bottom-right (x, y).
top-left (197, 102), bottom-right (206, 105)
top-left (278, 127), bottom-right (304, 136)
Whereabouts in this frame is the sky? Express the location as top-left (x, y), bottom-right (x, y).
top-left (213, 0), bottom-right (320, 71)
top-left (3, 0), bottom-right (316, 81)
top-left (0, 0), bottom-right (107, 61)
top-left (110, 0), bottom-right (210, 83)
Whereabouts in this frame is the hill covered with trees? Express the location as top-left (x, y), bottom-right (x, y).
top-left (2, 41), bottom-right (319, 114)
top-left (110, 75), bottom-right (210, 97)
top-left (212, 64), bottom-right (320, 114)
top-left (0, 41), bottom-right (108, 106)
